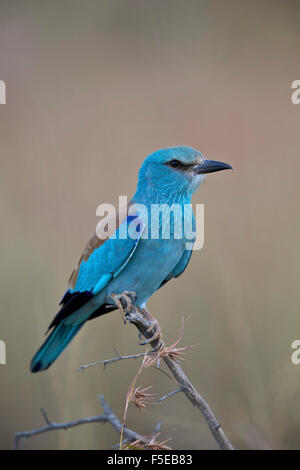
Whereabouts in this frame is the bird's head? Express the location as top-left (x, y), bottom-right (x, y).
top-left (135, 146), bottom-right (232, 202)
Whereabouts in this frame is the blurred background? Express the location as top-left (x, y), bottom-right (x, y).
top-left (0, 0), bottom-right (300, 450)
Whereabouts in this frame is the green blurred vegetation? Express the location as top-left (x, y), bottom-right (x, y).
top-left (1, 0), bottom-right (300, 449)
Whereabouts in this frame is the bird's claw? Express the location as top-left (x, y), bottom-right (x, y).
top-left (138, 309), bottom-right (164, 350)
top-left (111, 292), bottom-right (164, 351)
top-left (111, 291), bottom-right (137, 324)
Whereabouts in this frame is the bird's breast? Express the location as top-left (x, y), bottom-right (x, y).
top-left (103, 236), bottom-right (185, 307)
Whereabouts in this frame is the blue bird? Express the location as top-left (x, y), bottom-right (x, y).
top-left (30, 146), bottom-right (232, 372)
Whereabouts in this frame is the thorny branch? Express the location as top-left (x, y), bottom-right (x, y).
top-left (14, 395), bottom-right (161, 450)
top-left (76, 348), bottom-right (156, 372)
top-left (112, 291), bottom-right (234, 450)
top-left (15, 292), bottom-right (234, 450)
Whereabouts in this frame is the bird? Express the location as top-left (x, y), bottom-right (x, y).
top-left (30, 146), bottom-right (232, 372)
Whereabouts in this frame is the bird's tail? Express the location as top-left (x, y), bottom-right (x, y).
top-left (30, 320), bottom-right (85, 373)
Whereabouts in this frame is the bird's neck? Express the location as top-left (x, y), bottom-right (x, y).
top-left (133, 185), bottom-right (192, 207)
top-left (132, 187), bottom-right (194, 242)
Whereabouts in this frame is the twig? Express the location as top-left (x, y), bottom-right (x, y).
top-left (97, 395), bottom-right (145, 445)
top-left (40, 408), bottom-right (52, 426)
top-left (116, 292), bottom-right (234, 450)
top-left (120, 351), bottom-right (149, 448)
top-left (158, 388), bottom-right (183, 402)
top-left (14, 395), bottom-right (146, 450)
top-left (76, 348), bottom-right (156, 372)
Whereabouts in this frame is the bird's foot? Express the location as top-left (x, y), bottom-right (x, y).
top-left (138, 308), bottom-right (164, 351)
top-left (111, 291), bottom-right (136, 324)
top-left (111, 292), bottom-right (164, 352)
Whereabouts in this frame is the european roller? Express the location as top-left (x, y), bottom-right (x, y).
top-left (30, 146), bottom-right (232, 372)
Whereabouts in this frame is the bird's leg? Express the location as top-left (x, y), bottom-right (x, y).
top-left (111, 291), bottom-right (137, 324)
top-left (111, 292), bottom-right (164, 351)
top-left (137, 307), bottom-right (164, 351)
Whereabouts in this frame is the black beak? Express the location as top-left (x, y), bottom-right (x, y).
top-left (193, 159), bottom-right (233, 174)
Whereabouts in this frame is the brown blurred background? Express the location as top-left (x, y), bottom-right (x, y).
top-left (0, 0), bottom-right (300, 450)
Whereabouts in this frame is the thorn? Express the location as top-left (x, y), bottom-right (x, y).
top-left (113, 348), bottom-right (122, 359)
top-left (40, 408), bottom-right (52, 426)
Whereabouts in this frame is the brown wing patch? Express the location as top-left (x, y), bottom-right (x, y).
top-left (67, 204), bottom-right (130, 290)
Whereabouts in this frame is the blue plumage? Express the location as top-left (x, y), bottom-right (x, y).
top-left (30, 146), bottom-right (232, 372)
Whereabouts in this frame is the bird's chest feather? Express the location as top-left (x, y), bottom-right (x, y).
top-left (104, 236), bottom-right (184, 305)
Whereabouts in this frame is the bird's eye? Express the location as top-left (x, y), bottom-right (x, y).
top-left (168, 159), bottom-right (181, 168)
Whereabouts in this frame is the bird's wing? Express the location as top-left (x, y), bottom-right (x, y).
top-left (48, 207), bottom-right (144, 329)
top-left (68, 218), bottom-right (144, 295)
top-left (67, 204), bottom-right (129, 292)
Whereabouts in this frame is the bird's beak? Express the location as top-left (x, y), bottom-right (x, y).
top-left (193, 159), bottom-right (233, 174)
